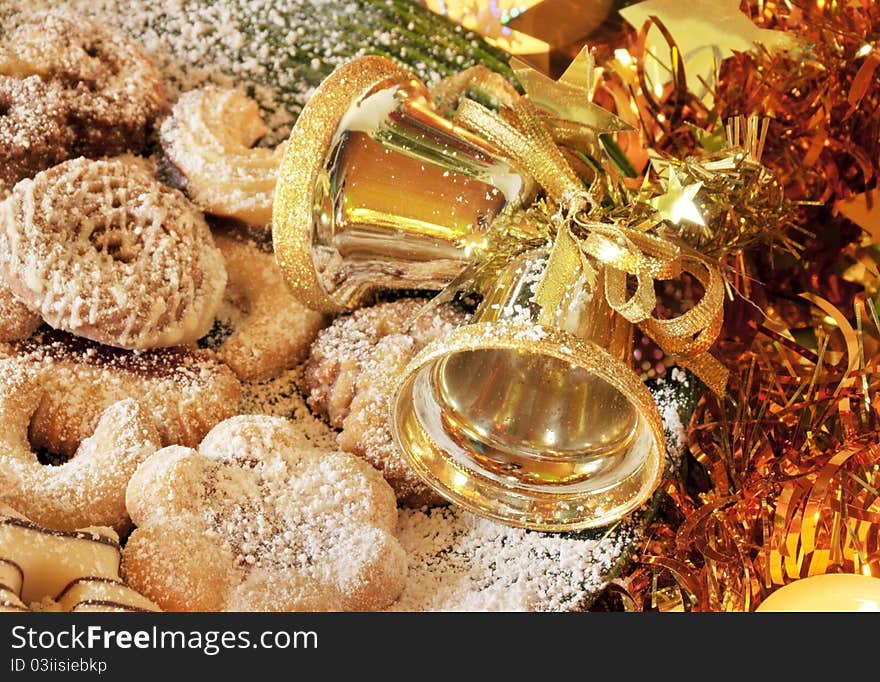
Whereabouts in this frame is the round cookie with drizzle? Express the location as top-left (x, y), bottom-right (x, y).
top-left (0, 156), bottom-right (227, 350)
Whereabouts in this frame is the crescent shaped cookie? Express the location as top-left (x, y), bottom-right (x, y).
top-left (0, 282), bottom-right (41, 343)
top-left (1, 328), bottom-right (242, 459)
top-left (0, 360), bottom-right (160, 533)
top-left (210, 233), bottom-right (326, 382)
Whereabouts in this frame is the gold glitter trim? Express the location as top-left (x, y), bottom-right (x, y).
top-left (272, 56), bottom-right (419, 314)
top-left (390, 321), bottom-right (666, 532)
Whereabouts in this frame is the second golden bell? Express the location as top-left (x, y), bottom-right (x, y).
top-left (272, 55), bottom-right (536, 313)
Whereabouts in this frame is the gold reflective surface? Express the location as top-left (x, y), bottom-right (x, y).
top-left (391, 249), bottom-right (666, 531)
top-left (434, 349), bottom-right (638, 483)
top-left (273, 55), bottom-right (534, 313)
top-left (312, 131), bottom-right (506, 307)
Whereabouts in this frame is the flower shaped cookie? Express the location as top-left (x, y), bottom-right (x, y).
top-left (122, 415), bottom-right (407, 612)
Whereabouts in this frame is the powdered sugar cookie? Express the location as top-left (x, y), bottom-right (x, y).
top-left (303, 297), bottom-right (469, 428)
top-left (339, 334), bottom-right (447, 507)
top-left (208, 233), bottom-right (326, 382)
top-left (0, 10), bottom-right (168, 159)
top-left (160, 87), bottom-right (286, 233)
top-left (0, 503), bottom-right (160, 612)
top-left (303, 298), bottom-right (468, 505)
top-left (0, 75), bottom-right (75, 196)
top-left (0, 328), bottom-right (242, 458)
top-left (0, 282), bottom-right (41, 342)
top-left (122, 415), bottom-right (407, 612)
top-left (0, 156), bottom-right (227, 349)
top-left (0, 360), bottom-right (160, 533)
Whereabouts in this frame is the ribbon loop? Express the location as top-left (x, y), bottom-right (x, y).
top-left (455, 97), bottom-right (583, 201)
top-left (448, 62), bottom-right (729, 394)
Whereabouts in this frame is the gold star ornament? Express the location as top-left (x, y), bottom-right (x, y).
top-left (511, 46), bottom-right (633, 135)
top-left (650, 167), bottom-right (705, 226)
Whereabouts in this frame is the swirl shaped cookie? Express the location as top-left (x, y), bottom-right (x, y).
top-left (209, 233), bottom-right (326, 382)
top-left (0, 157), bottom-right (227, 349)
top-left (303, 298), bottom-right (468, 506)
top-left (160, 87), bottom-right (286, 233)
top-left (337, 334), bottom-right (446, 507)
top-left (122, 415), bottom-right (407, 612)
top-left (0, 10), bottom-right (169, 159)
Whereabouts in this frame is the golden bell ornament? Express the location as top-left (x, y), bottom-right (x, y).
top-left (390, 247), bottom-right (666, 531)
top-left (272, 55), bottom-right (537, 314)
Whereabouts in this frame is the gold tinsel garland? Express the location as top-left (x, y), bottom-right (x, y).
top-left (612, 296), bottom-right (880, 612)
top-left (573, 0), bottom-right (880, 611)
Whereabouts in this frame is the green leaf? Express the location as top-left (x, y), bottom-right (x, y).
top-left (600, 134), bottom-right (638, 178)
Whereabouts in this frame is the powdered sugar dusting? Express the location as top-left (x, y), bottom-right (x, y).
top-left (303, 297), bottom-right (469, 428)
top-left (387, 505), bottom-right (646, 612)
top-left (123, 415), bottom-right (407, 611)
top-left (238, 366), bottom-right (339, 453)
top-left (649, 367), bottom-right (697, 474)
top-left (0, 0), bottom-right (480, 146)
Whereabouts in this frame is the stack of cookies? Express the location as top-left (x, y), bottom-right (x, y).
top-left (0, 9), bottom-right (474, 613)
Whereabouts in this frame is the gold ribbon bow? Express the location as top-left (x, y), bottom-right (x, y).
top-left (438, 50), bottom-right (729, 394)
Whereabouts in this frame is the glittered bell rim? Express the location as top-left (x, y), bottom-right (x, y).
top-left (390, 247), bottom-right (666, 532)
top-left (272, 54), bottom-right (535, 314)
top-left (391, 322), bottom-right (666, 531)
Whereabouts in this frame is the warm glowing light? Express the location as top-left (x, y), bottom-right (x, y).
top-left (452, 471), bottom-right (469, 488)
top-left (424, 0), bottom-right (550, 70)
top-left (614, 48), bottom-right (635, 67)
top-left (756, 574), bottom-right (880, 612)
top-left (856, 43), bottom-right (873, 58)
top-left (650, 168), bottom-right (705, 226)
